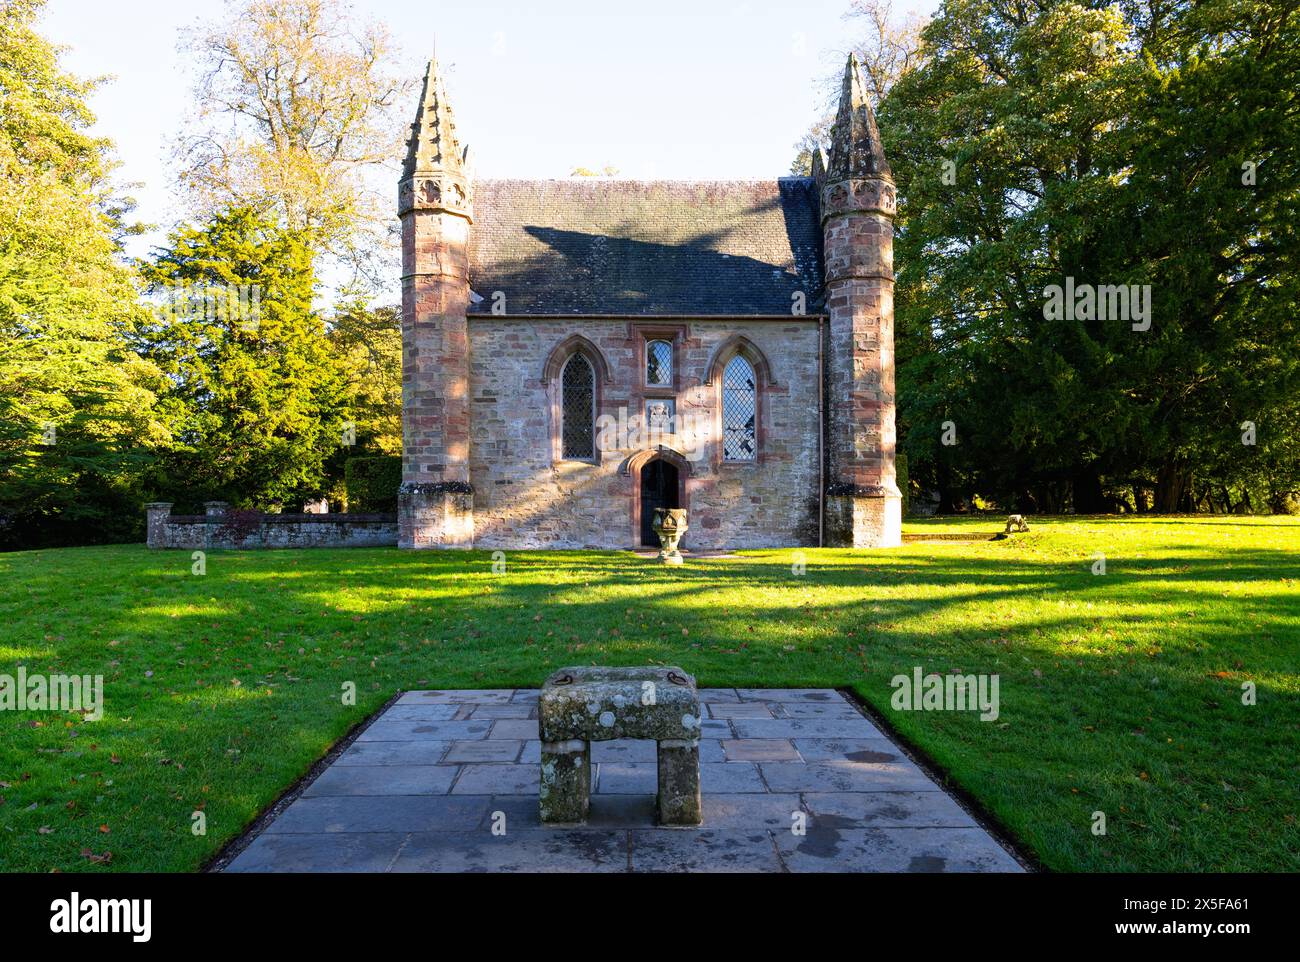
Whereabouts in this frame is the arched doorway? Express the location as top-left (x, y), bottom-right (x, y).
top-left (640, 459), bottom-right (681, 547)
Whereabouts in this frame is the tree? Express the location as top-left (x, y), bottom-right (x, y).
top-left (327, 297), bottom-right (401, 457)
top-left (175, 0), bottom-right (412, 287)
top-left (137, 207), bottom-right (349, 510)
top-left (319, 294), bottom-right (401, 507)
top-left (1115, 0), bottom-right (1300, 511)
top-left (879, 0), bottom-right (1300, 513)
top-left (0, 0), bottom-right (165, 548)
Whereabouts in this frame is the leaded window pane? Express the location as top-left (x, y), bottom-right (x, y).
top-left (722, 355), bottom-right (757, 462)
top-left (561, 355), bottom-right (595, 459)
top-left (647, 340), bottom-right (673, 386)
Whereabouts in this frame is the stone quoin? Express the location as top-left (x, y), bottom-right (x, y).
top-left (398, 52), bottom-right (901, 550)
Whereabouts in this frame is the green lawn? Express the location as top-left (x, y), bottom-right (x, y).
top-left (1, 516), bottom-right (1297, 872)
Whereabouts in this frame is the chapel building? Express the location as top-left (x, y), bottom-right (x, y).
top-left (397, 52), bottom-right (900, 551)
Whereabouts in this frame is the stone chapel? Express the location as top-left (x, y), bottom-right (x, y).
top-left (397, 52), bottom-right (900, 551)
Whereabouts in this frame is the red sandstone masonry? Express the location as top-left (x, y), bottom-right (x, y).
top-left (819, 54), bottom-right (902, 548)
top-left (396, 58), bottom-right (477, 550)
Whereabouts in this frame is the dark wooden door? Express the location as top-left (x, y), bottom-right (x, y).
top-left (640, 460), bottom-right (680, 547)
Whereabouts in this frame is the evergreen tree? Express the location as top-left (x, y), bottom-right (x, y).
top-left (0, 0), bottom-right (165, 548)
top-left (881, 0), bottom-right (1300, 513)
top-left (138, 207), bottom-right (349, 509)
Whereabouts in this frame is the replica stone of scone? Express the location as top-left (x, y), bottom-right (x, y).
top-left (538, 666), bottom-right (702, 826)
top-left (539, 666), bottom-right (701, 742)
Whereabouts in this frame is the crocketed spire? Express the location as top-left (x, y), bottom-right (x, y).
top-left (399, 56), bottom-right (472, 219)
top-left (825, 53), bottom-right (892, 183)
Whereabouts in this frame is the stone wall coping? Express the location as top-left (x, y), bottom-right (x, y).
top-left (164, 513), bottom-right (398, 525)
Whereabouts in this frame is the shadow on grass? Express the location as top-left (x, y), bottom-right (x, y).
top-left (2, 540), bottom-right (1297, 872)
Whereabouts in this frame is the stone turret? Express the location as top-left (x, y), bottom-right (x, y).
top-left (398, 56), bottom-right (474, 549)
top-left (821, 54), bottom-right (902, 548)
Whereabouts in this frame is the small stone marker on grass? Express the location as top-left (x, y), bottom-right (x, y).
top-left (539, 666), bottom-right (702, 826)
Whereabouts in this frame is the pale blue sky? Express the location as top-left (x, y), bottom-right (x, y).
top-left (40, 0), bottom-right (936, 261)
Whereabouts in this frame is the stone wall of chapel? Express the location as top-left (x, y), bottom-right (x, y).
top-left (467, 319), bottom-right (823, 549)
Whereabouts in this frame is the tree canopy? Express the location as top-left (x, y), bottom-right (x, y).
top-left (878, 0), bottom-right (1300, 513)
top-left (137, 206), bottom-right (350, 509)
top-left (0, 0), bottom-right (166, 548)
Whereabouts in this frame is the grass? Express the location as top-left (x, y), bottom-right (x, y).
top-left (0, 516), bottom-right (1297, 873)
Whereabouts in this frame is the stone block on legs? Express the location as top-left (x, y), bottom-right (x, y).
top-left (538, 666), bottom-right (702, 827)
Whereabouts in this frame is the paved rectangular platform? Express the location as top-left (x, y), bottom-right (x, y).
top-left (224, 689), bottom-right (1023, 873)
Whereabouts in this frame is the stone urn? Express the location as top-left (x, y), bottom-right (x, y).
top-left (652, 508), bottom-right (688, 566)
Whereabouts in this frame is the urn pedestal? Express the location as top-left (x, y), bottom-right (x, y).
top-left (652, 508), bottom-right (688, 565)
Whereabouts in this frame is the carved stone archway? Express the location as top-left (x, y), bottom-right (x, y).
top-left (622, 447), bottom-right (692, 549)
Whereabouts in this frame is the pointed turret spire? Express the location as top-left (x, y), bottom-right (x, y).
top-left (826, 53), bottom-right (892, 183)
top-left (403, 55), bottom-right (464, 177)
top-left (399, 56), bottom-right (471, 219)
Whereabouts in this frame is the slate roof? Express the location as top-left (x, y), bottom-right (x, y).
top-left (466, 178), bottom-right (824, 316)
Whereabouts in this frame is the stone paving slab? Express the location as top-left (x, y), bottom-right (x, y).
top-left (630, 830), bottom-right (784, 873)
top-left (699, 688), bottom-right (741, 702)
top-left (792, 737), bottom-right (904, 762)
top-left (303, 764), bottom-right (459, 797)
top-left (443, 740), bottom-right (523, 764)
top-left (707, 702), bottom-right (777, 719)
top-left (801, 792), bottom-right (978, 828)
top-left (378, 704), bottom-right (464, 721)
top-left (699, 719), bottom-right (734, 738)
top-left (596, 761), bottom-right (767, 795)
top-left (264, 795), bottom-right (491, 834)
top-left (357, 719), bottom-right (492, 742)
top-left (722, 738), bottom-right (800, 762)
top-left (450, 764), bottom-right (538, 795)
top-left (487, 719), bottom-right (540, 740)
top-left (778, 701), bottom-right (871, 719)
top-left (468, 704), bottom-right (537, 719)
top-left (225, 689), bottom-right (1023, 874)
top-left (776, 827), bottom-right (1024, 873)
top-left (735, 688), bottom-right (846, 703)
top-left (398, 690), bottom-right (515, 705)
top-left (229, 832), bottom-right (409, 873)
top-left (760, 760), bottom-right (940, 794)
top-left (334, 740), bottom-right (450, 767)
top-left (731, 717), bottom-right (887, 739)
top-left (391, 831), bottom-right (629, 873)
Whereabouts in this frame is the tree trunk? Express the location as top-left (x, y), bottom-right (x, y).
top-left (1133, 486), bottom-right (1149, 513)
top-left (937, 463), bottom-right (957, 514)
top-left (1016, 489), bottom-right (1038, 514)
top-left (1072, 467), bottom-right (1107, 515)
top-left (1154, 461), bottom-right (1190, 514)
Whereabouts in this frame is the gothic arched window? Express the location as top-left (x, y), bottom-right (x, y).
top-left (561, 354), bottom-right (596, 460)
top-left (722, 355), bottom-right (757, 462)
top-left (647, 339), bottom-right (673, 386)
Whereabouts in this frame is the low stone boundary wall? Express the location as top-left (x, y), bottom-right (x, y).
top-left (145, 503), bottom-right (398, 550)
